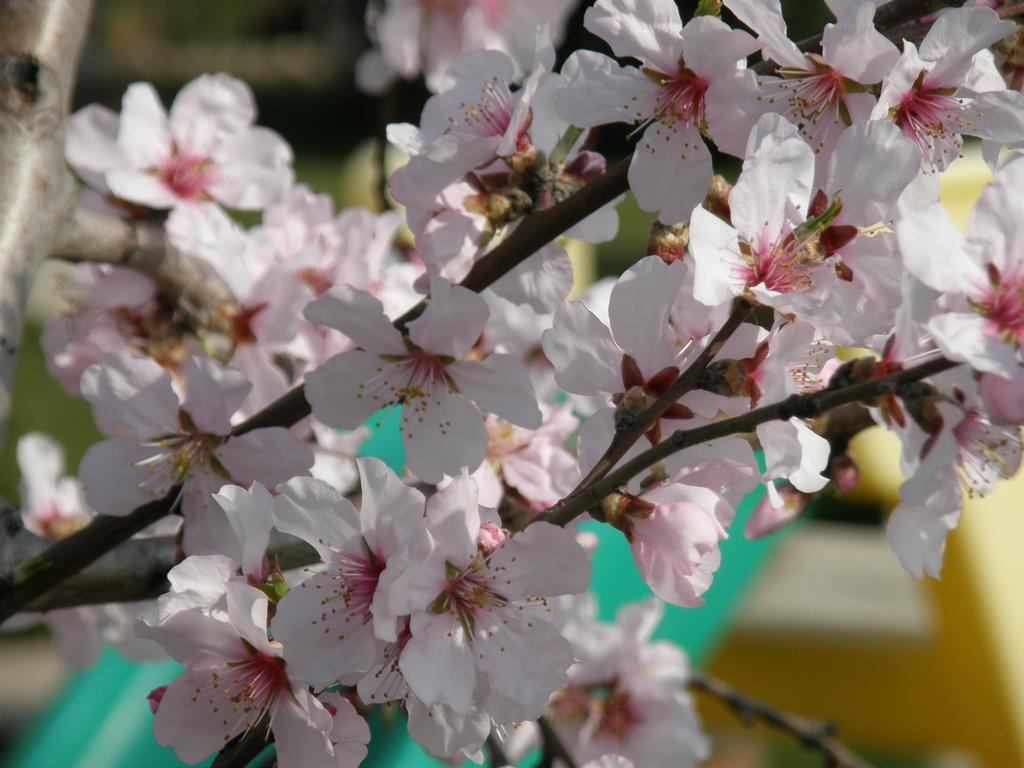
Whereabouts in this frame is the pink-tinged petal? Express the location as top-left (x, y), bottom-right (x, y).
top-left (722, 0), bottom-right (804, 70)
top-left (503, 444), bottom-right (580, 506)
top-left (757, 418), bottom-right (830, 493)
top-left (896, 203), bottom-right (969, 292)
top-left (79, 438), bottom-right (161, 515)
top-left (408, 278), bottom-right (488, 360)
top-left (688, 205), bottom-right (745, 306)
top-left (424, 471), bottom-right (480, 565)
top-left (216, 427), bottom-right (314, 488)
top-left (448, 354), bottom-right (541, 429)
top-left (888, 471), bottom-right (961, 579)
top-left (608, 256), bottom-right (685, 378)
top-left (225, 581), bottom-right (275, 653)
top-left (182, 357), bottom-right (250, 436)
top-left (160, 555), bottom-right (235, 618)
top-left (630, 496), bottom-right (723, 607)
top-left (403, 392), bottom-right (487, 484)
top-left (541, 301), bottom-right (621, 396)
top-left (681, 15), bottom-right (761, 79)
top-left (929, 312), bottom-right (1020, 378)
top-left (379, 529), bottom-right (445, 622)
top-left (406, 699), bottom-right (490, 762)
top-left (271, 571), bottom-right (379, 687)
top-left (584, 0), bottom-right (683, 73)
top-left (491, 241), bottom-right (573, 314)
top-left (356, 457), bottom-right (427, 559)
top-left (822, 2), bottom-right (899, 84)
top-left (207, 127), bottom-right (294, 210)
top-left (136, 606), bottom-right (245, 664)
top-left (272, 476), bottom-right (362, 562)
top-left (80, 352), bottom-right (179, 438)
top-left (106, 169), bottom-right (179, 210)
top-left (270, 690), bottom-right (340, 768)
top-left (17, 432), bottom-right (64, 503)
top-left (703, 70), bottom-right (764, 158)
top-left (827, 121), bottom-right (919, 228)
top-left (303, 284), bottom-right (406, 355)
top-left (66, 104), bottom-right (124, 189)
top-left (555, 50), bottom-right (660, 128)
top-left (152, 665), bottom-right (255, 762)
top-left (488, 522), bottom-right (591, 597)
top-left (212, 483), bottom-right (274, 578)
top-left (304, 350), bottom-right (385, 430)
top-left (967, 90), bottom-right (1024, 146)
top-left (920, 7), bottom-right (1012, 85)
top-left (730, 123), bottom-right (814, 243)
top-left (744, 484), bottom-right (803, 539)
top-left (401, 612), bottom-right (476, 714)
top-left (321, 693), bottom-right (372, 768)
top-left (180, 469), bottom-right (241, 560)
top-left (168, 73), bottom-right (256, 153)
top-left (979, 370), bottom-right (1024, 425)
top-left (474, 609), bottom-right (575, 714)
top-left (629, 123), bottom-right (712, 225)
top-left (117, 82), bottom-right (171, 169)
top-left (970, 156), bottom-right (1024, 272)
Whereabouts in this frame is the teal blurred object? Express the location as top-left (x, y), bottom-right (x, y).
top-left (9, 410), bottom-right (781, 768)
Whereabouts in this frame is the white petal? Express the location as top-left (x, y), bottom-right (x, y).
top-left (408, 278), bottom-right (488, 360)
top-left (303, 285), bottom-right (406, 355)
top-left (541, 301), bottom-right (621, 396)
top-left (448, 355), bottom-right (542, 429)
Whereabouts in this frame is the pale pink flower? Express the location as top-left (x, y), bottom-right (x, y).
top-left (138, 582), bottom-right (370, 767)
top-left (78, 352), bottom-right (313, 555)
top-left (898, 155), bottom-right (1024, 378)
top-left (979, 368), bottom-right (1024, 425)
top-left (725, 0), bottom-right (898, 162)
top-left (67, 73), bottom-right (293, 211)
top-left (17, 433), bottom-right (91, 539)
top-left (270, 458), bottom-right (431, 685)
top-left (384, 474), bottom-right (591, 721)
top-left (303, 278), bottom-right (540, 482)
top-left (871, 6), bottom-right (1024, 172)
top-left (357, 0), bottom-right (577, 94)
top-left (556, 0), bottom-right (761, 223)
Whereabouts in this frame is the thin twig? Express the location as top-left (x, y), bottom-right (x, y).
top-left (565, 299), bottom-right (753, 504)
top-left (538, 356), bottom-right (958, 527)
top-left (689, 673), bottom-right (873, 768)
top-left (211, 719), bottom-right (272, 768)
top-left (536, 716), bottom-right (578, 768)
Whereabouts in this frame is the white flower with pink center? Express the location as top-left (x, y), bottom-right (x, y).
top-left (689, 115), bottom-right (839, 322)
top-left (556, 0), bottom-right (761, 224)
top-left (17, 433), bottom-right (91, 540)
top-left (269, 458), bottom-right (431, 686)
top-left (67, 73), bottom-right (293, 211)
top-left (303, 277), bottom-right (540, 483)
top-left (872, 7), bottom-right (1024, 172)
top-left (77, 352), bottom-right (313, 556)
top-left (899, 156), bottom-right (1024, 378)
top-left (138, 582), bottom-right (370, 767)
top-left (388, 49), bottom-right (545, 209)
top-left (384, 474), bottom-right (591, 721)
top-left (725, 0), bottom-right (898, 163)
top-left (357, 0), bottom-right (578, 94)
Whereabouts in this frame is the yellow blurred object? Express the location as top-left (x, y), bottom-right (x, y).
top-left (706, 145), bottom-right (1024, 766)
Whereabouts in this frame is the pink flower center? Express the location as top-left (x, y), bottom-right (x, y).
top-left (892, 75), bottom-right (967, 158)
top-left (357, 350), bottom-right (455, 437)
top-left (737, 228), bottom-right (822, 295)
top-left (597, 689), bottom-right (643, 741)
top-left (953, 408), bottom-right (1022, 497)
top-left (329, 546), bottom-right (385, 612)
top-left (160, 146), bottom-right (213, 201)
top-left (766, 58), bottom-right (852, 154)
top-left (136, 424), bottom-right (218, 499)
top-left (192, 650), bottom-right (289, 741)
top-left (972, 265), bottom-right (1024, 345)
top-left (651, 67), bottom-right (708, 131)
top-left (455, 77), bottom-right (518, 139)
top-left (430, 559), bottom-right (510, 639)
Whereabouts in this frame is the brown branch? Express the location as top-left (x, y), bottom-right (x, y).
top-left (0, 0), bottom-right (93, 448)
top-left (486, 732), bottom-right (511, 767)
top-left (566, 299), bottom-right (753, 505)
top-left (538, 356), bottom-right (958, 528)
top-left (52, 207), bottom-right (234, 318)
top-left (690, 673), bottom-right (873, 768)
top-left (211, 718), bottom-right (272, 768)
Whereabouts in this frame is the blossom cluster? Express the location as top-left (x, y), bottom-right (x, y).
top-left (9, 0), bottom-right (1024, 766)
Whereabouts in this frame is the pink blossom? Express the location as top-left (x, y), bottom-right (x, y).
top-left (77, 352), bottom-right (313, 555)
top-left (357, 0), bottom-right (577, 94)
top-left (872, 7), bottom-right (1024, 171)
top-left (67, 74), bottom-right (293, 211)
top-left (17, 433), bottom-right (91, 539)
top-left (303, 277), bottom-right (540, 482)
top-left (138, 582), bottom-right (370, 766)
top-left (384, 474), bottom-right (591, 721)
top-left (557, 0), bottom-right (761, 223)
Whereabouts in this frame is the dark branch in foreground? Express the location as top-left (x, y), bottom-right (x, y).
top-left (538, 356), bottom-right (958, 527)
top-left (211, 718), bottom-right (272, 768)
top-left (536, 716), bottom-right (578, 768)
top-left (690, 673), bottom-right (873, 768)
